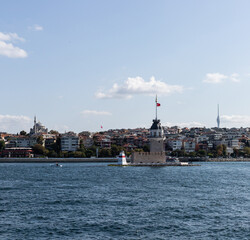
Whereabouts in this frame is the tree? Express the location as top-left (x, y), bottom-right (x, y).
top-left (61, 151), bottom-right (68, 158)
top-left (85, 149), bottom-right (94, 158)
top-left (111, 145), bottom-right (122, 157)
top-left (143, 145), bottom-right (150, 152)
top-left (99, 148), bottom-right (112, 157)
top-left (36, 136), bottom-right (44, 145)
top-left (188, 151), bottom-right (197, 158)
top-left (134, 148), bottom-right (144, 152)
top-left (49, 130), bottom-right (59, 135)
top-left (0, 140), bottom-right (5, 151)
top-left (216, 145), bottom-right (223, 156)
top-left (79, 140), bottom-right (86, 152)
top-left (48, 150), bottom-right (57, 158)
top-left (222, 144), bottom-right (227, 156)
top-left (32, 144), bottom-right (49, 156)
top-left (20, 130), bottom-right (27, 136)
top-left (207, 152), bottom-right (214, 158)
top-left (197, 149), bottom-right (206, 157)
top-left (49, 138), bottom-right (61, 153)
top-left (244, 147), bottom-right (250, 156)
top-left (73, 151), bottom-right (85, 158)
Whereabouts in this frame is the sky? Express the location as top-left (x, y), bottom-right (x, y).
top-left (1, 0), bottom-right (250, 133)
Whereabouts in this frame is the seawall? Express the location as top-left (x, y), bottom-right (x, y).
top-left (0, 158), bottom-right (118, 163)
top-left (180, 157), bottom-right (250, 162)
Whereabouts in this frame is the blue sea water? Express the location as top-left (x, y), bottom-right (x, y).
top-left (0, 162), bottom-right (249, 240)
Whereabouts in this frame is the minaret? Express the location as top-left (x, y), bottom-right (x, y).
top-left (217, 104), bottom-right (220, 128)
top-left (34, 115), bottom-right (37, 134)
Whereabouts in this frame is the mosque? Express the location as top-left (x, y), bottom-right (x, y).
top-left (30, 116), bottom-right (48, 135)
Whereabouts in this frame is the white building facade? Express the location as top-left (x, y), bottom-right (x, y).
top-left (61, 132), bottom-right (79, 152)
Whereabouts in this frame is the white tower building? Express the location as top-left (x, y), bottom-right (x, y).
top-left (118, 151), bottom-right (127, 165)
top-left (149, 119), bottom-right (165, 152)
top-left (217, 104), bottom-right (220, 128)
top-left (149, 96), bottom-right (165, 152)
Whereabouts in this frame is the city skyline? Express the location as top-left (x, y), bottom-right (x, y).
top-left (2, 1), bottom-right (250, 133)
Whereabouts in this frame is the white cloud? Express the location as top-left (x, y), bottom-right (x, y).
top-left (164, 121), bottom-right (205, 128)
top-left (203, 72), bottom-right (241, 84)
top-left (230, 73), bottom-right (240, 83)
top-left (0, 41), bottom-right (27, 58)
top-left (0, 115), bottom-right (31, 133)
top-left (0, 32), bottom-right (25, 42)
top-left (0, 32), bottom-right (27, 58)
top-left (28, 24), bottom-right (43, 31)
top-left (51, 124), bottom-right (69, 133)
top-left (96, 76), bottom-right (184, 99)
top-left (203, 73), bottom-right (227, 84)
top-left (221, 115), bottom-right (250, 126)
top-left (81, 110), bottom-right (112, 116)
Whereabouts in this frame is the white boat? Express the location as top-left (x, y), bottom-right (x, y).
top-left (50, 163), bottom-right (63, 167)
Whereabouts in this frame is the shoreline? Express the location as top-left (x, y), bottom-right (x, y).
top-left (0, 157), bottom-right (250, 163)
top-left (0, 157), bottom-right (118, 163)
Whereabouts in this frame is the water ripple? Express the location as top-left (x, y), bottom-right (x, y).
top-left (0, 162), bottom-right (249, 239)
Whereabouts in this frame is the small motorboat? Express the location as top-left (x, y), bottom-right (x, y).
top-left (50, 163), bottom-right (63, 167)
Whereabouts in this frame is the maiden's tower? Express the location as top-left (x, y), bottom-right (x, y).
top-left (131, 97), bottom-right (166, 164)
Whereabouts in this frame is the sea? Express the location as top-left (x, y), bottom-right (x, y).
top-left (0, 162), bottom-right (249, 240)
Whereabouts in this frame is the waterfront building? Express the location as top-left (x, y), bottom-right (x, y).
top-left (7, 136), bottom-right (37, 148)
top-left (1, 148), bottom-right (33, 158)
top-left (183, 139), bottom-right (196, 153)
top-left (227, 139), bottom-right (239, 149)
top-left (167, 138), bottom-right (183, 151)
top-left (60, 132), bottom-right (79, 152)
top-left (93, 133), bottom-right (112, 149)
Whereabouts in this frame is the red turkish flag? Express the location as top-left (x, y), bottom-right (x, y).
top-left (157, 103), bottom-right (161, 107)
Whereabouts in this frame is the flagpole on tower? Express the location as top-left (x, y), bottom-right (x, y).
top-left (155, 95), bottom-right (158, 120)
top-left (155, 95), bottom-right (161, 120)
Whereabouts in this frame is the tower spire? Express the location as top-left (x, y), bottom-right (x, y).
top-left (217, 104), bottom-right (220, 128)
top-left (155, 95), bottom-right (158, 120)
top-left (34, 115), bottom-right (37, 134)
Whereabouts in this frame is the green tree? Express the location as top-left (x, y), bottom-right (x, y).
top-left (111, 145), bottom-right (123, 157)
top-left (85, 149), bottom-right (94, 158)
top-left (61, 151), bottom-right (69, 158)
top-left (73, 151), bottom-right (85, 158)
top-left (36, 136), bottom-right (44, 145)
top-left (244, 147), bottom-right (250, 156)
top-left (48, 150), bottom-right (57, 158)
top-left (99, 148), bottom-right (112, 157)
top-left (216, 144), bottom-right (223, 157)
top-left (0, 140), bottom-right (5, 151)
top-left (134, 148), bottom-right (144, 152)
top-left (79, 140), bottom-right (86, 152)
top-left (143, 145), bottom-right (150, 152)
top-left (197, 149), bottom-right (206, 157)
top-left (32, 144), bottom-right (49, 156)
top-left (171, 149), bottom-right (185, 157)
top-left (222, 144), bottom-right (227, 156)
top-left (20, 130), bottom-right (27, 136)
top-left (188, 151), bottom-right (197, 158)
top-left (49, 130), bottom-right (59, 135)
top-left (207, 152), bottom-right (214, 158)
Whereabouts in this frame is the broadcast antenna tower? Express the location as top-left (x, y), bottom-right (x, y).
top-left (217, 104), bottom-right (220, 128)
